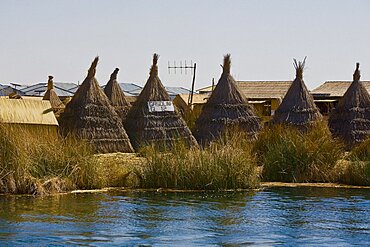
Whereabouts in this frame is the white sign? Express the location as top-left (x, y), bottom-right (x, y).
top-left (147, 101), bottom-right (175, 113)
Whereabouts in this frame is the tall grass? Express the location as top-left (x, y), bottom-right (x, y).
top-left (337, 138), bottom-right (370, 186)
top-left (0, 125), bottom-right (131, 195)
top-left (253, 122), bottom-right (344, 182)
top-left (136, 130), bottom-right (259, 190)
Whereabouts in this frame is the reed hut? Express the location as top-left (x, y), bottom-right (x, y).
top-left (329, 63), bottom-right (370, 146)
top-left (272, 58), bottom-right (322, 128)
top-left (43, 75), bottom-right (65, 117)
top-left (104, 68), bottom-right (130, 121)
top-left (124, 54), bottom-right (197, 150)
top-left (194, 54), bottom-right (262, 143)
top-left (0, 97), bottom-right (59, 136)
top-left (59, 57), bottom-right (134, 153)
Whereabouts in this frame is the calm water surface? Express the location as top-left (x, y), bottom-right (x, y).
top-left (0, 187), bottom-right (369, 246)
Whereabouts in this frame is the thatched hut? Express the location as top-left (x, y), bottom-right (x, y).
top-left (43, 75), bottom-right (65, 117)
top-left (0, 97), bottom-right (59, 136)
top-left (124, 54), bottom-right (197, 150)
top-left (194, 54), bottom-right (262, 143)
top-left (329, 63), bottom-right (370, 146)
top-left (59, 57), bottom-right (134, 153)
top-left (272, 58), bottom-right (322, 128)
top-left (104, 68), bottom-right (130, 121)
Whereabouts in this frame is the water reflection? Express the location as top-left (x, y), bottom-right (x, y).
top-left (0, 187), bottom-right (369, 245)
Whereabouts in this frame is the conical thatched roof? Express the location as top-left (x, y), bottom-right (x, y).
top-left (124, 54), bottom-right (198, 150)
top-left (329, 63), bottom-right (370, 146)
top-left (59, 57), bottom-right (134, 153)
top-left (104, 68), bottom-right (130, 121)
top-left (272, 58), bottom-right (322, 128)
top-left (194, 54), bottom-right (262, 143)
top-left (43, 75), bottom-right (65, 110)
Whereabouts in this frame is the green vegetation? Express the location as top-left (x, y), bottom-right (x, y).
top-left (337, 138), bottom-right (370, 186)
top-left (136, 131), bottom-right (259, 190)
top-left (253, 122), bottom-right (344, 182)
top-left (1, 122), bottom-right (370, 196)
top-left (0, 125), bottom-right (132, 195)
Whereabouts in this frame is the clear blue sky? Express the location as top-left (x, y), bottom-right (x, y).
top-left (1, 0), bottom-right (369, 90)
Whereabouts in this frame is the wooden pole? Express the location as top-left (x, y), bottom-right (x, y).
top-left (189, 63), bottom-right (196, 105)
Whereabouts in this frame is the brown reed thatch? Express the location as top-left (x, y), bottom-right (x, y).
top-left (272, 58), bottom-right (322, 128)
top-left (329, 63), bottom-right (370, 147)
top-left (59, 57), bottom-right (134, 153)
top-left (43, 75), bottom-right (65, 117)
top-left (124, 54), bottom-right (198, 150)
top-left (194, 54), bottom-right (262, 143)
top-left (104, 68), bottom-right (130, 121)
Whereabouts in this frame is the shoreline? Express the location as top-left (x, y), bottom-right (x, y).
top-left (1, 182), bottom-right (369, 197)
top-left (68, 182), bottom-right (370, 195)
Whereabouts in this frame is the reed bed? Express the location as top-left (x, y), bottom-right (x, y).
top-left (0, 125), bottom-right (130, 195)
top-left (253, 122), bottom-right (344, 183)
top-left (136, 130), bottom-right (259, 190)
top-left (337, 138), bottom-right (370, 186)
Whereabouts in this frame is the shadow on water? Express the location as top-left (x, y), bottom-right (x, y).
top-left (0, 187), bottom-right (369, 246)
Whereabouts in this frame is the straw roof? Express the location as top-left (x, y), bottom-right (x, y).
top-left (329, 63), bottom-right (370, 146)
top-left (59, 57), bottom-right (134, 153)
top-left (103, 68), bottom-right (130, 121)
top-left (194, 54), bottom-right (262, 143)
top-left (0, 98), bottom-right (58, 126)
top-left (124, 54), bottom-right (198, 150)
top-left (272, 58), bottom-right (322, 128)
top-left (175, 93), bottom-right (210, 106)
top-left (43, 76), bottom-right (65, 117)
top-left (312, 81), bottom-right (370, 98)
top-left (198, 81), bottom-right (293, 100)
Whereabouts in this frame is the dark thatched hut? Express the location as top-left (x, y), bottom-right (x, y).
top-left (329, 63), bottom-right (370, 147)
top-left (194, 54), bottom-right (262, 144)
top-left (104, 68), bottom-right (130, 121)
top-left (272, 58), bottom-right (322, 128)
top-left (43, 75), bottom-right (65, 116)
top-left (59, 57), bottom-right (134, 153)
top-left (124, 54), bottom-right (198, 150)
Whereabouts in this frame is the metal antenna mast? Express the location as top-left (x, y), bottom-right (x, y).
top-left (168, 60), bottom-right (197, 105)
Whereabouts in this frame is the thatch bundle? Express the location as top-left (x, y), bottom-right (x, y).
top-left (124, 54), bottom-right (198, 150)
top-left (272, 58), bottom-right (322, 128)
top-left (104, 68), bottom-right (130, 121)
top-left (59, 57), bottom-right (134, 153)
top-left (43, 75), bottom-right (65, 116)
top-left (194, 54), bottom-right (262, 143)
top-left (329, 63), bottom-right (370, 147)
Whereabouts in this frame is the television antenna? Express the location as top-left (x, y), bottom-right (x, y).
top-left (168, 60), bottom-right (196, 105)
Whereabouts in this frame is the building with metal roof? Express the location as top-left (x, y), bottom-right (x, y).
top-left (0, 84), bottom-right (22, 96)
top-left (20, 82), bottom-right (78, 98)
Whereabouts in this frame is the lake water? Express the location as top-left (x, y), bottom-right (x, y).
top-left (0, 187), bottom-right (369, 246)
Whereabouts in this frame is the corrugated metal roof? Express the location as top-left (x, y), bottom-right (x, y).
top-left (118, 83), bottom-right (143, 93)
top-left (0, 98), bottom-right (58, 126)
top-left (21, 82), bottom-right (78, 97)
top-left (165, 87), bottom-right (191, 96)
top-left (311, 81), bottom-right (370, 97)
top-left (0, 84), bottom-right (21, 96)
top-left (101, 83), bottom-right (143, 96)
top-left (197, 81), bottom-right (293, 99)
